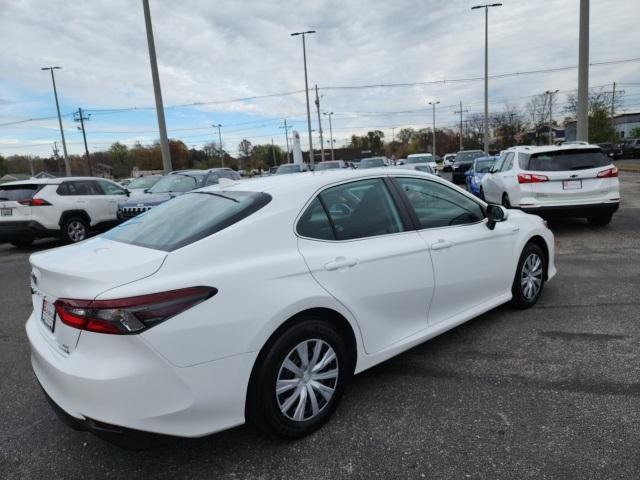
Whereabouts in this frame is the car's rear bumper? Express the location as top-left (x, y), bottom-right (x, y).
top-left (520, 201), bottom-right (620, 218)
top-left (27, 312), bottom-right (257, 443)
top-left (0, 221), bottom-right (58, 241)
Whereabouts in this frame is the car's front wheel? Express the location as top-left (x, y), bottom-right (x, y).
top-left (511, 242), bottom-right (546, 309)
top-left (247, 317), bottom-right (351, 438)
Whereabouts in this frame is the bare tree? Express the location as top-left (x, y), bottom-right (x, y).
top-left (525, 93), bottom-right (555, 128)
top-left (564, 86), bottom-right (624, 117)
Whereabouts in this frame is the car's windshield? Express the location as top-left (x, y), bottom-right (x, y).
top-left (148, 174), bottom-right (200, 193)
top-left (456, 151), bottom-right (484, 162)
top-left (359, 158), bottom-right (386, 168)
top-left (127, 176), bottom-right (161, 190)
top-left (475, 159), bottom-right (494, 173)
top-left (316, 161), bottom-right (342, 170)
top-left (407, 155), bottom-right (432, 164)
top-left (276, 164), bottom-right (302, 174)
top-left (523, 148), bottom-right (610, 171)
top-left (104, 191), bottom-right (271, 251)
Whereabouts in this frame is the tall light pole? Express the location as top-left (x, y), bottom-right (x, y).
top-left (472, 3), bottom-right (502, 154)
top-left (314, 85), bottom-right (325, 163)
top-left (280, 119), bottom-right (292, 163)
top-left (41, 66), bottom-right (71, 176)
top-left (428, 100), bottom-right (440, 157)
top-left (323, 111), bottom-right (335, 161)
top-left (291, 30), bottom-right (316, 167)
top-left (454, 101), bottom-right (469, 151)
top-left (576, 0), bottom-right (589, 141)
top-left (212, 123), bottom-right (224, 167)
top-left (142, 0), bottom-right (172, 173)
top-left (545, 90), bottom-right (559, 145)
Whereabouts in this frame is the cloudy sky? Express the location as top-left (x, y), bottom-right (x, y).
top-left (1, 0), bottom-right (639, 157)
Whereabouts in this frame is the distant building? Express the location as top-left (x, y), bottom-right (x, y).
top-left (525, 125), bottom-right (565, 145)
top-left (0, 173), bottom-right (31, 184)
top-left (564, 112), bottom-right (640, 141)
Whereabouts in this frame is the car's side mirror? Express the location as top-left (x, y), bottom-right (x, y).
top-left (125, 189), bottom-right (130, 197)
top-left (486, 204), bottom-right (508, 230)
top-left (143, 188), bottom-right (149, 193)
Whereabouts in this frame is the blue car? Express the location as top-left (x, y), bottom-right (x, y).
top-left (465, 156), bottom-right (496, 199)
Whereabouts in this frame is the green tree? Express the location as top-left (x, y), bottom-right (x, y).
top-left (630, 127), bottom-right (640, 139)
top-left (0, 154), bottom-right (7, 177)
top-left (589, 106), bottom-right (617, 143)
top-left (108, 142), bottom-right (131, 178)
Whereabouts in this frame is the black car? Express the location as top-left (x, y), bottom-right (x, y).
top-left (596, 143), bottom-right (619, 159)
top-left (117, 168), bottom-right (240, 220)
top-left (451, 150), bottom-right (485, 183)
top-left (619, 138), bottom-right (640, 159)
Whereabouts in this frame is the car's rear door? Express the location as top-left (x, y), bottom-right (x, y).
top-left (392, 176), bottom-right (516, 325)
top-left (297, 177), bottom-right (434, 354)
top-left (65, 180), bottom-right (109, 225)
top-left (0, 184), bottom-right (41, 223)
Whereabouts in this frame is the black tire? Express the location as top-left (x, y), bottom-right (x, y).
top-left (10, 238), bottom-right (34, 248)
top-left (510, 242), bottom-right (546, 309)
top-left (479, 187), bottom-right (485, 201)
top-left (502, 193), bottom-right (511, 209)
top-left (247, 317), bottom-right (351, 439)
top-left (61, 216), bottom-right (89, 244)
top-left (587, 214), bottom-right (612, 227)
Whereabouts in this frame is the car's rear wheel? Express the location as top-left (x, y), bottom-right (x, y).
top-left (587, 214), bottom-right (612, 227)
top-left (62, 216), bottom-right (88, 243)
top-left (502, 193), bottom-right (511, 209)
top-left (511, 242), bottom-right (546, 309)
top-left (10, 238), bottom-right (34, 248)
top-left (247, 317), bottom-right (351, 438)
top-left (479, 187), bottom-right (485, 201)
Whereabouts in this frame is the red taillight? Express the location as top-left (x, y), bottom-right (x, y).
top-left (18, 198), bottom-right (51, 206)
top-left (518, 173), bottom-right (549, 184)
top-left (597, 166), bottom-right (618, 178)
top-left (55, 287), bottom-right (217, 335)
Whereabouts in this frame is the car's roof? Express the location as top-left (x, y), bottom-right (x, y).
top-left (507, 143), bottom-right (601, 155)
top-left (0, 176), bottom-right (118, 186)
top-left (202, 168), bottom-right (442, 197)
top-left (407, 153), bottom-right (432, 157)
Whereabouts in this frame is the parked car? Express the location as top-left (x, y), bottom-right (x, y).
top-left (443, 153), bottom-right (456, 171)
top-left (618, 138), bottom-right (640, 159)
top-left (315, 160), bottom-right (347, 170)
top-left (451, 150), bottom-right (486, 183)
top-left (275, 163), bottom-right (311, 175)
top-left (596, 143), bottom-right (619, 159)
top-left (406, 153), bottom-right (437, 171)
top-left (357, 157), bottom-right (389, 169)
top-left (0, 177), bottom-right (128, 246)
top-left (480, 144), bottom-right (620, 226)
top-left (117, 169), bottom-right (241, 221)
top-left (465, 156), bottom-right (497, 198)
top-left (125, 175), bottom-right (162, 197)
top-left (27, 168), bottom-right (555, 447)
top-left (268, 166), bottom-right (279, 175)
top-left (392, 163), bottom-right (440, 176)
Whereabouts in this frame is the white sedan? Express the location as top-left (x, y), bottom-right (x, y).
top-left (27, 168), bottom-right (555, 446)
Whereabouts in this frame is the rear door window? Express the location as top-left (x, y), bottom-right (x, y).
top-left (59, 180), bottom-right (103, 195)
top-left (97, 180), bottom-right (127, 195)
top-left (524, 148), bottom-right (610, 171)
top-left (0, 184), bottom-right (42, 201)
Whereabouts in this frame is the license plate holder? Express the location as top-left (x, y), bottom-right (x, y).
top-left (562, 179), bottom-right (582, 190)
top-left (41, 298), bottom-right (56, 332)
top-left (0, 208), bottom-right (12, 216)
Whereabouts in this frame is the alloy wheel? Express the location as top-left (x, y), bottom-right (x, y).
top-left (275, 339), bottom-right (339, 422)
top-left (68, 221), bottom-right (86, 242)
top-left (521, 253), bottom-right (543, 300)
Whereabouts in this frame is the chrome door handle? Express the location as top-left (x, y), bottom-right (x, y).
top-left (430, 239), bottom-right (454, 250)
top-left (324, 257), bottom-right (358, 271)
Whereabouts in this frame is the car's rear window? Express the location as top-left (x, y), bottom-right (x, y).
top-left (0, 184), bottom-right (42, 201)
top-left (521, 148), bottom-right (610, 171)
top-left (104, 191), bottom-right (271, 251)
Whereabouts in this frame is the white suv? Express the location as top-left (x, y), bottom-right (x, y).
top-left (480, 144), bottom-right (620, 226)
top-left (0, 177), bottom-right (129, 247)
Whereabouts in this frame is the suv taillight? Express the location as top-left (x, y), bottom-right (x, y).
top-left (597, 166), bottom-right (618, 178)
top-left (518, 173), bottom-right (549, 184)
top-left (55, 287), bottom-right (217, 335)
top-left (18, 198), bottom-right (51, 206)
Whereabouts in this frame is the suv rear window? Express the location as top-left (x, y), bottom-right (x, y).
top-left (104, 191), bottom-right (271, 251)
top-left (521, 148), bottom-right (610, 171)
top-left (0, 184), bottom-right (42, 201)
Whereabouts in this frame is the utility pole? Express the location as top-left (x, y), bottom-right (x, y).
top-left (142, 0), bottom-right (172, 173)
top-left (576, 0), bottom-right (589, 141)
top-left (545, 90), bottom-right (559, 145)
top-left (471, 3), bottom-right (502, 154)
top-left (454, 101), bottom-right (469, 151)
top-left (428, 101), bottom-right (440, 157)
top-left (41, 66), bottom-right (71, 176)
top-left (323, 112), bottom-right (335, 161)
top-left (213, 123), bottom-right (224, 167)
top-left (315, 84), bottom-right (325, 163)
top-left (291, 30), bottom-right (316, 167)
top-left (280, 119), bottom-right (292, 163)
top-left (74, 108), bottom-right (92, 175)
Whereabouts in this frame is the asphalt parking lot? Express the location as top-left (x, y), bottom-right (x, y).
top-left (1, 173), bottom-right (639, 480)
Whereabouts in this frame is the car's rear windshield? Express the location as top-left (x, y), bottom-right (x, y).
top-left (276, 164), bottom-right (301, 174)
top-left (456, 151), bottom-right (484, 162)
top-left (104, 190), bottom-right (271, 251)
top-left (316, 162), bottom-right (342, 170)
top-left (149, 174), bottom-right (201, 193)
top-left (521, 148), bottom-right (610, 171)
top-left (128, 176), bottom-right (161, 189)
top-left (407, 155), bottom-right (432, 164)
top-left (0, 184), bottom-right (41, 201)
top-left (360, 158), bottom-right (386, 167)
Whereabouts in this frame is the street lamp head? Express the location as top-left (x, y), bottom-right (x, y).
top-left (471, 5), bottom-right (482, 9)
top-left (291, 30), bottom-right (316, 36)
top-left (323, 111), bottom-right (333, 115)
top-left (41, 66), bottom-right (61, 70)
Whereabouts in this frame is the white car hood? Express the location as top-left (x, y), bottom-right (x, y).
top-left (30, 237), bottom-right (167, 300)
